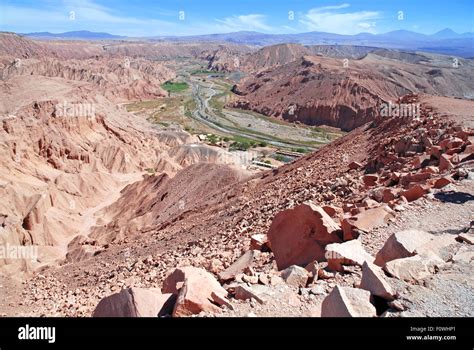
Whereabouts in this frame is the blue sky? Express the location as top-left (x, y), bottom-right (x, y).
top-left (1, 0), bottom-right (473, 36)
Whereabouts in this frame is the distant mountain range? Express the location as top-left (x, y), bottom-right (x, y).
top-left (24, 28), bottom-right (474, 57)
top-left (24, 30), bottom-right (126, 40)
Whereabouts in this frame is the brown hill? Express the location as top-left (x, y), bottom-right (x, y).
top-left (0, 32), bottom-right (53, 59)
top-left (88, 162), bottom-right (249, 247)
top-left (229, 52), bottom-right (474, 131)
top-left (206, 43), bottom-right (307, 72)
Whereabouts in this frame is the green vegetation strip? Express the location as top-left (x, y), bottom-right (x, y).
top-left (161, 81), bottom-right (189, 93)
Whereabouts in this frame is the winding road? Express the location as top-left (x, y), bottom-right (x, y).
top-left (187, 75), bottom-right (317, 150)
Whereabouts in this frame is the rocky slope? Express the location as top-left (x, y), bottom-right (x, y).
top-left (2, 92), bottom-right (472, 317)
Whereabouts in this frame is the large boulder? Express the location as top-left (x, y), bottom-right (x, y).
top-left (359, 262), bottom-right (395, 300)
top-left (374, 229), bottom-right (433, 266)
top-left (383, 253), bottom-right (444, 283)
top-left (93, 287), bottom-right (175, 317)
top-left (162, 266), bottom-right (228, 317)
top-left (267, 202), bottom-right (342, 270)
top-left (341, 206), bottom-right (394, 240)
top-left (321, 286), bottom-right (376, 317)
top-left (415, 234), bottom-right (457, 261)
top-left (325, 240), bottom-right (374, 272)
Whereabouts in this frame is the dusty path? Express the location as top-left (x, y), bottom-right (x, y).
top-left (367, 180), bottom-right (474, 317)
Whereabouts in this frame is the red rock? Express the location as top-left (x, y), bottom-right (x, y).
top-left (400, 184), bottom-right (428, 202)
top-left (439, 154), bottom-right (454, 171)
top-left (362, 198), bottom-right (379, 208)
top-left (362, 174), bottom-right (378, 187)
top-left (218, 250), bottom-right (254, 281)
top-left (446, 147), bottom-right (463, 155)
top-left (454, 130), bottom-right (469, 141)
top-left (234, 284), bottom-right (265, 304)
top-left (342, 206), bottom-right (395, 241)
top-left (267, 202), bottom-right (342, 270)
top-left (250, 234), bottom-right (270, 251)
top-left (421, 135), bottom-right (433, 148)
top-left (350, 207), bottom-right (362, 216)
top-left (394, 136), bottom-right (414, 155)
top-left (348, 161), bottom-right (362, 170)
top-left (210, 292), bottom-right (234, 310)
top-left (325, 240), bottom-right (374, 271)
top-left (342, 203), bottom-right (356, 213)
top-left (280, 265), bottom-right (309, 288)
top-left (438, 138), bottom-right (450, 150)
top-left (415, 234), bottom-right (457, 258)
top-left (359, 262), bottom-right (395, 300)
top-left (464, 144), bottom-right (474, 154)
top-left (384, 253), bottom-right (443, 283)
top-left (322, 205), bottom-right (341, 218)
top-left (400, 172), bottom-right (431, 186)
top-left (446, 137), bottom-right (464, 150)
top-left (433, 177), bottom-right (452, 189)
top-left (162, 266), bottom-right (228, 316)
top-left (413, 155), bottom-right (431, 169)
top-left (382, 188), bottom-right (398, 203)
top-left (321, 286), bottom-right (376, 317)
top-left (374, 229), bottom-right (433, 266)
top-left (93, 288), bottom-right (175, 317)
top-left (304, 261), bottom-right (320, 282)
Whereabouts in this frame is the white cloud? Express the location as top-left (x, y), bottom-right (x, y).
top-left (357, 22), bottom-right (376, 30)
top-left (299, 4), bottom-right (381, 34)
top-left (215, 14), bottom-right (273, 32)
top-left (318, 4), bottom-right (351, 11)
